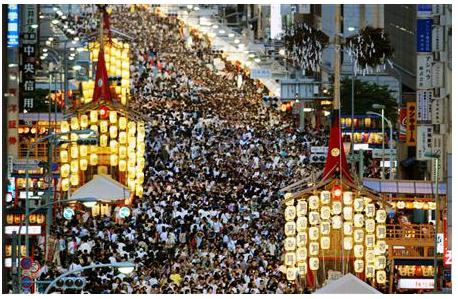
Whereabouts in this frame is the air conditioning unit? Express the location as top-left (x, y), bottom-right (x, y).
top-left (310, 146), bottom-right (328, 163)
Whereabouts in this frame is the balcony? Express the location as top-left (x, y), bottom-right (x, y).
top-left (386, 224), bottom-right (435, 249)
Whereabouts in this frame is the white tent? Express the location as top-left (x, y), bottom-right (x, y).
top-left (69, 174), bottom-right (131, 202)
top-left (314, 273), bottom-right (382, 294)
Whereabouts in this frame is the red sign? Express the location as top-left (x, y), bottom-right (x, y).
top-left (8, 136), bottom-right (17, 145)
top-left (399, 107), bottom-right (407, 142)
top-left (444, 250), bottom-right (452, 266)
top-left (406, 102), bottom-right (417, 146)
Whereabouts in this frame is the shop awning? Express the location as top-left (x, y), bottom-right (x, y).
top-left (362, 178), bottom-right (447, 195)
top-left (69, 174), bottom-right (131, 203)
top-left (314, 273), bottom-right (381, 294)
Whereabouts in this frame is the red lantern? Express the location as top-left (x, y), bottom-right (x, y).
top-left (332, 184), bottom-right (342, 201)
top-left (99, 105), bottom-right (109, 119)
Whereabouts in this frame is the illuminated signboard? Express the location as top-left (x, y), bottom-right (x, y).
top-left (398, 279), bottom-right (434, 289)
top-left (4, 226), bottom-right (42, 235)
top-left (7, 5), bottom-right (19, 47)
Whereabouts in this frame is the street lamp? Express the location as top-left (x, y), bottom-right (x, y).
top-left (425, 151), bottom-right (440, 291)
top-left (370, 104), bottom-right (388, 180)
top-left (43, 262), bottom-right (135, 294)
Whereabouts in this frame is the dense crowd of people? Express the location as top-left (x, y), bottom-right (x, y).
top-left (21, 5), bottom-right (332, 294)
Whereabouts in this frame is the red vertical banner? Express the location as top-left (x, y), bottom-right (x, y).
top-left (406, 102), bottom-right (417, 146)
top-left (443, 212), bottom-right (447, 258)
top-left (399, 107), bottom-right (407, 142)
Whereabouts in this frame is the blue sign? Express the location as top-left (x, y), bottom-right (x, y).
top-left (418, 4), bottom-right (432, 13)
top-left (63, 208), bottom-right (75, 220)
top-left (7, 5), bottom-right (19, 47)
top-left (21, 276), bottom-right (33, 288)
top-left (20, 257), bottom-right (32, 270)
top-left (417, 19), bottom-right (432, 52)
top-left (119, 207), bottom-right (131, 219)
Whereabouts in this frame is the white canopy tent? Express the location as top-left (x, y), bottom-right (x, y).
top-left (314, 273), bottom-right (382, 294)
top-left (69, 174), bottom-right (131, 202)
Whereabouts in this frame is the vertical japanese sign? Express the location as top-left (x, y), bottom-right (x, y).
top-left (416, 125), bottom-right (433, 160)
top-left (399, 107), bottom-right (407, 142)
top-left (7, 5), bottom-right (20, 47)
top-left (416, 19), bottom-right (432, 52)
top-left (416, 89), bottom-right (433, 123)
top-left (406, 102), bottom-right (417, 146)
top-left (432, 97), bottom-right (444, 125)
top-left (416, 54), bottom-right (433, 89)
top-left (431, 134), bottom-right (444, 181)
top-left (20, 5), bottom-right (38, 113)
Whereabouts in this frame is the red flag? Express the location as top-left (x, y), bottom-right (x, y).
top-left (321, 110), bottom-right (353, 183)
top-left (92, 48), bottom-right (111, 103)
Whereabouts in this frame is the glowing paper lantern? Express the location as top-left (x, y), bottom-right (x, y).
top-left (60, 164), bottom-right (70, 178)
top-left (354, 214), bottom-right (364, 227)
top-left (309, 242), bottom-right (319, 256)
top-left (296, 232), bottom-right (308, 247)
top-left (365, 219), bottom-right (376, 233)
top-left (286, 267), bottom-right (297, 281)
top-left (308, 196), bottom-right (319, 210)
top-left (285, 206), bottom-right (296, 221)
top-left (119, 131), bottom-right (127, 144)
top-left (110, 140), bottom-right (118, 154)
top-left (343, 191), bottom-right (353, 205)
top-left (376, 225), bottom-right (387, 239)
top-left (100, 120), bottom-right (108, 133)
top-left (70, 160), bottom-right (79, 173)
top-left (60, 150), bottom-right (69, 163)
top-left (366, 265), bottom-right (375, 278)
top-left (70, 145), bottom-right (79, 159)
top-left (100, 134), bottom-right (108, 147)
top-left (376, 240), bottom-right (387, 254)
top-left (285, 221), bottom-right (296, 237)
top-left (320, 191), bottom-right (331, 205)
top-left (296, 216), bottom-right (308, 232)
top-left (365, 203), bottom-right (376, 217)
top-left (119, 117), bottom-right (127, 130)
top-left (397, 201), bottom-right (406, 209)
top-left (70, 133), bottom-right (78, 142)
top-left (296, 247), bottom-right (308, 262)
top-left (110, 154), bottom-right (118, 166)
top-left (297, 262), bottom-right (308, 276)
top-left (331, 215), bottom-right (342, 229)
top-left (109, 111), bottom-right (118, 124)
top-left (119, 159), bottom-right (127, 172)
top-left (61, 121), bottom-right (70, 133)
top-left (309, 257), bottom-right (319, 271)
top-left (79, 159), bottom-right (88, 171)
top-left (80, 115), bottom-right (89, 128)
top-left (285, 252), bottom-right (296, 266)
top-left (89, 153), bottom-right (98, 166)
top-left (136, 184), bottom-right (144, 197)
top-left (354, 229), bottom-right (364, 243)
top-left (309, 227), bottom-right (319, 241)
top-left (354, 244), bottom-right (364, 258)
top-left (365, 234), bottom-right (376, 248)
top-left (376, 210), bottom-right (387, 223)
top-left (128, 121), bottom-right (136, 135)
top-left (375, 256), bottom-right (386, 270)
top-left (343, 222), bottom-right (353, 235)
top-left (136, 172), bottom-right (144, 184)
top-left (308, 211), bottom-right (320, 225)
top-left (354, 259), bottom-right (364, 273)
top-left (285, 236), bottom-right (297, 251)
top-left (61, 178), bottom-right (69, 191)
top-left (119, 146), bottom-right (127, 159)
top-left (332, 201), bottom-right (342, 215)
top-left (296, 201), bottom-right (308, 216)
top-left (320, 206), bottom-right (331, 220)
top-left (354, 197), bottom-right (364, 212)
top-left (70, 117), bottom-right (79, 130)
top-left (320, 221), bottom-right (331, 235)
top-left (90, 124), bottom-right (99, 135)
top-left (110, 125), bottom-right (118, 139)
top-left (70, 174), bottom-right (79, 186)
top-left (344, 237), bottom-right (353, 250)
top-left (321, 236), bottom-right (331, 250)
top-left (343, 206), bottom-right (353, 221)
top-left (79, 145), bottom-right (88, 157)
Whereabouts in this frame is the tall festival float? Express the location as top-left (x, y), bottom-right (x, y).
top-left (58, 7), bottom-right (146, 210)
top-left (281, 108), bottom-right (388, 290)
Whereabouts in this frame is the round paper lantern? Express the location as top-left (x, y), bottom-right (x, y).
top-left (331, 215), bottom-right (342, 229)
top-left (90, 110), bottom-right (98, 123)
top-left (79, 145), bottom-right (88, 157)
top-left (128, 121), bottom-right (136, 135)
top-left (89, 153), bottom-right (98, 166)
top-left (308, 211), bottom-right (320, 225)
top-left (332, 201), bottom-right (342, 215)
top-left (365, 219), bottom-right (376, 233)
top-left (309, 242), bottom-right (320, 256)
top-left (127, 177), bottom-right (136, 191)
top-left (100, 134), bottom-right (108, 147)
top-left (61, 178), bottom-right (69, 191)
top-left (110, 140), bottom-right (118, 154)
top-left (320, 206), bottom-right (331, 220)
top-left (285, 221), bottom-right (296, 237)
top-left (109, 111), bottom-right (118, 124)
top-left (354, 259), bottom-right (364, 273)
top-left (343, 191), bottom-right (353, 205)
top-left (296, 247), bottom-right (308, 262)
top-left (119, 146), bottom-right (127, 159)
top-left (308, 195), bottom-right (319, 210)
top-left (366, 265), bottom-right (375, 278)
top-left (343, 221), bottom-right (353, 235)
top-left (70, 145), bottom-right (79, 159)
top-left (396, 201), bottom-right (406, 209)
top-left (375, 256), bottom-right (386, 270)
top-left (296, 232), bottom-right (308, 247)
top-left (119, 117), bottom-right (127, 130)
top-left (354, 197), bottom-right (364, 212)
top-left (320, 191), bottom-right (331, 205)
top-left (309, 227), bottom-right (319, 241)
top-left (80, 115), bottom-right (89, 128)
top-left (406, 202), bottom-right (414, 209)
top-left (353, 214), bottom-right (364, 228)
top-left (309, 257), bottom-right (320, 271)
top-left (285, 252), bottom-right (296, 266)
top-left (70, 160), bottom-right (79, 173)
top-left (119, 131), bottom-right (127, 144)
top-left (365, 234), bottom-right (376, 248)
top-left (286, 267), bottom-right (297, 281)
top-left (61, 121), bottom-right (70, 133)
top-left (70, 117), bottom-right (80, 130)
top-left (413, 201), bottom-right (423, 210)
top-left (60, 150), bottom-right (68, 163)
top-left (376, 210), bottom-right (387, 223)
top-left (60, 163), bottom-right (70, 178)
top-left (354, 229), bottom-right (364, 243)
top-left (296, 216), bottom-right (308, 232)
top-left (110, 154), bottom-right (118, 166)
top-left (321, 236), bottom-right (331, 250)
top-left (285, 236), bottom-right (297, 251)
top-left (297, 262), bottom-right (308, 276)
top-left (376, 240), bottom-right (387, 254)
top-left (110, 125), bottom-right (118, 139)
top-left (79, 159), bottom-right (88, 171)
top-left (296, 200), bottom-right (308, 216)
top-left (119, 159), bottom-right (127, 172)
top-left (70, 174), bottom-right (79, 186)
top-left (376, 225), bottom-right (387, 239)
top-left (366, 249), bottom-right (375, 264)
top-left (428, 202), bottom-right (436, 210)
top-left (343, 206), bottom-right (353, 221)
top-left (100, 120), bottom-right (108, 133)
top-left (320, 221), bottom-right (331, 235)
top-left (365, 203), bottom-right (376, 217)
top-left (354, 244), bottom-right (364, 258)
top-left (285, 206), bottom-right (296, 221)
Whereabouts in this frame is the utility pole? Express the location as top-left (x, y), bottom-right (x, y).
top-left (334, 4), bottom-right (341, 111)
